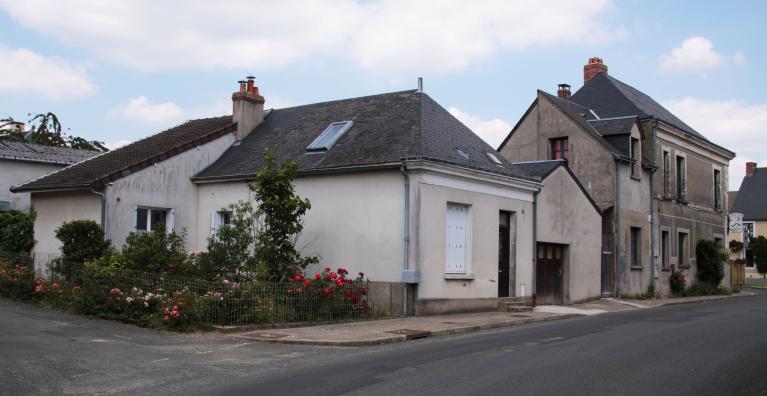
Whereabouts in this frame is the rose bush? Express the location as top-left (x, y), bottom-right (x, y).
top-left (286, 267), bottom-right (368, 321)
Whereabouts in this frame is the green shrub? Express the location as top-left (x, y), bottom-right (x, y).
top-left (114, 225), bottom-right (189, 274)
top-left (55, 220), bottom-right (112, 263)
top-left (729, 239), bottom-right (743, 253)
top-left (751, 236), bottom-right (767, 278)
top-left (696, 239), bottom-right (727, 286)
top-left (0, 260), bottom-right (36, 300)
top-left (680, 283), bottom-right (730, 297)
top-left (0, 210), bottom-right (35, 254)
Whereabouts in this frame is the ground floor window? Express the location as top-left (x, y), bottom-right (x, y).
top-left (661, 230), bottom-right (670, 269)
top-left (446, 203), bottom-right (469, 274)
top-left (135, 207), bottom-right (173, 233)
top-left (0, 200), bottom-right (9, 211)
top-left (678, 231), bottom-right (689, 267)
top-left (210, 210), bottom-right (233, 236)
top-left (630, 227), bottom-right (641, 268)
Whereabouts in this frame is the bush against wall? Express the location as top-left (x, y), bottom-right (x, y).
top-left (111, 225), bottom-right (190, 274)
top-left (192, 201), bottom-right (257, 282)
top-left (669, 268), bottom-right (686, 295)
top-left (55, 220), bottom-right (112, 263)
top-left (750, 236), bottom-right (767, 278)
top-left (0, 210), bottom-right (35, 254)
top-left (695, 239), bottom-right (727, 286)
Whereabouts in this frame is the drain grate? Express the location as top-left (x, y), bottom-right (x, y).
top-left (387, 329), bottom-right (432, 340)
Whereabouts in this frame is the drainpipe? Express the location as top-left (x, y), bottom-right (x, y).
top-left (400, 160), bottom-right (410, 317)
top-left (650, 119), bottom-right (660, 291)
top-left (532, 189), bottom-right (539, 307)
top-left (615, 160), bottom-right (622, 299)
top-left (89, 187), bottom-right (106, 232)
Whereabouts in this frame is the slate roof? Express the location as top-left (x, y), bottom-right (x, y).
top-left (0, 140), bottom-right (98, 165)
top-left (12, 116), bottom-right (235, 192)
top-left (193, 90), bottom-right (539, 182)
top-left (588, 116), bottom-right (637, 136)
top-left (570, 72), bottom-right (706, 141)
top-left (731, 168), bottom-right (767, 220)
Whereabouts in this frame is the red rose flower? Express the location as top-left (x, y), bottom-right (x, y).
top-left (314, 274), bottom-right (322, 280)
top-left (304, 279), bottom-right (311, 286)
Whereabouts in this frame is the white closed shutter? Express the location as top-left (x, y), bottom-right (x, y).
top-left (210, 212), bottom-right (218, 237)
top-left (445, 204), bottom-right (467, 273)
top-left (166, 209), bottom-right (175, 233)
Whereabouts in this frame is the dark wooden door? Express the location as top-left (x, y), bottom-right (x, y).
top-left (498, 212), bottom-right (511, 297)
top-left (536, 243), bottom-right (563, 304)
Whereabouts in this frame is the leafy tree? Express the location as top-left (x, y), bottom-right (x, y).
top-left (695, 239), bottom-right (727, 286)
top-left (251, 149), bottom-right (318, 282)
top-left (750, 236), bottom-right (767, 279)
top-left (55, 220), bottom-right (112, 263)
top-left (0, 210), bottom-right (36, 254)
top-left (0, 113), bottom-right (108, 152)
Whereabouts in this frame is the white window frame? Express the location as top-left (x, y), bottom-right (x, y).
top-left (445, 202), bottom-right (472, 275)
top-left (306, 121), bottom-right (353, 151)
top-left (210, 210), bottom-right (233, 237)
top-left (134, 206), bottom-right (174, 234)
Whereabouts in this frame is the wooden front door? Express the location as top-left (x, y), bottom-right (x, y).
top-left (536, 243), bottom-right (564, 305)
top-left (498, 212), bottom-right (511, 297)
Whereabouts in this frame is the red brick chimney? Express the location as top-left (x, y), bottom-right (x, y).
top-left (557, 84), bottom-right (571, 99)
top-left (746, 161), bottom-right (757, 176)
top-left (584, 57), bottom-right (608, 85)
top-left (232, 76), bottom-right (265, 141)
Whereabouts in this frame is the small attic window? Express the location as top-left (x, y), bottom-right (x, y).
top-left (307, 121), bottom-right (353, 151)
top-left (486, 152), bottom-right (503, 165)
top-left (456, 148), bottom-right (470, 159)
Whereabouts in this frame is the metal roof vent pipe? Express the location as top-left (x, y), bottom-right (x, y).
top-left (417, 77), bottom-right (423, 93)
top-left (557, 83), bottom-right (571, 99)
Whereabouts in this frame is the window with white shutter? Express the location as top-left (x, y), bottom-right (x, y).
top-left (445, 203), bottom-right (469, 273)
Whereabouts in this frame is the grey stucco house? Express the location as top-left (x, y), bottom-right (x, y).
top-left (13, 78), bottom-right (601, 313)
top-left (499, 57), bottom-right (735, 297)
top-left (0, 139), bottom-right (98, 211)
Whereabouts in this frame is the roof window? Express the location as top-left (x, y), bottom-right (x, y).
top-left (456, 148), bottom-right (470, 159)
top-left (306, 121), bottom-right (353, 151)
top-left (486, 152), bottom-right (503, 165)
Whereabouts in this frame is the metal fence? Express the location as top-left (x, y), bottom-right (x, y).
top-left (1, 252), bottom-right (414, 327)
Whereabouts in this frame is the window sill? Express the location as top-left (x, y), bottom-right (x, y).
top-left (679, 264), bottom-right (691, 270)
top-left (444, 273), bottom-right (474, 280)
top-left (661, 267), bottom-right (672, 272)
top-left (630, 266), bottom-right (644, 271)
top-left (630, 175), bottom-right (641, 181)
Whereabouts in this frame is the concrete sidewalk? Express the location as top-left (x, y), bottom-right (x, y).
top-left (226, 292), bottom-right (754, 347)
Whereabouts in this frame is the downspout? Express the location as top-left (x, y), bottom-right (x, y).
top-left (89, 187), bottom-right (106, 232)
top-left (532, 189), bottom-right (539, 307)
top-left (650, 119), bottom-right (660, 291)
top-left (400, 160), bottom-right (410, 317)
top-left (615, 160), bottom-right (622, 299)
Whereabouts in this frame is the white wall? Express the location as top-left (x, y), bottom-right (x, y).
top-left (536, 167), bottom-right (602, 303)
top-left (196, 170), bottom-right (405, 282)
top-left (1, 159), bottom-right (65, 211)
top-left (31, 190), bottom-right (101, 255)
top-left (411, 167), bottom-right (536, 300)
top-left (105, 133), bottom-right (235, 249)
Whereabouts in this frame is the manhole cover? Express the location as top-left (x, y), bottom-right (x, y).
top-left (387, 329), bottom-right (432, 340)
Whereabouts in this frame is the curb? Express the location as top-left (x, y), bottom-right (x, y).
top-left (641, 292), bottom-right (756, 308)
top-left (231, 313), bottom-right (584, 347)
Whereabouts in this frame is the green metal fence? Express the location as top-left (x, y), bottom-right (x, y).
top-left (1, 252), bottom-right (414, 326)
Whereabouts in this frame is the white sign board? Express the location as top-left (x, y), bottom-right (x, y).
top-left (729, 213), bottom-right (743, 233)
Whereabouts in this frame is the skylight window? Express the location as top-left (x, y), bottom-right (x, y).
top-left (456, 148), bottom-right (470, 159)
top-left (307, 121), bottom-right (353, 151)
top-left (486, 152), bottom-right (503, 165)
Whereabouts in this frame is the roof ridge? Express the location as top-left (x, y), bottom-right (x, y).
top-left (269, 89), bottom-right (419, 113)
top-left (588, 115), bottom-right (638, 122)
top-left (538, 89), bottom-right (594, 112)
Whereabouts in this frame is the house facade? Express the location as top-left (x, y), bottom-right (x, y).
top-left (0, 139), bottom-right (98, 211)
top-left (14, 78), bottom-right (602, 313)
top-left (499, 58), bottom-right (735, 297)
top-left (730, 162), bottom-right (767, 278)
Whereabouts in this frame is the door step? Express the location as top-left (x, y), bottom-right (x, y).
top-left (498, 296), bottom-right (533, 312)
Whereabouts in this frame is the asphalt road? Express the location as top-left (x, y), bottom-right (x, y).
top-left (1, 293), bottom-right (766, 396)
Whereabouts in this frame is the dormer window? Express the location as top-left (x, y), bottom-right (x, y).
top-left (486, 152), bottom-right (503, 165)
top-left (306, 121), bottom-right (353, 151)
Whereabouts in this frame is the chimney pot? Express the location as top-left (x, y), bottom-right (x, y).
top-left (246, 76), bottom-right (255, 93)
top-left (238, 80), bottom-right (247, 92)
top-left (746, 161), bottom-right (757, 176)
top-left (583, 57), bottom-right (608, 85)
top-left (557, 83), bottom-right (571, 99)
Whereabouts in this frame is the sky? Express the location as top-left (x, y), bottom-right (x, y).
top-left (0, 0), bottom-right (765, 189)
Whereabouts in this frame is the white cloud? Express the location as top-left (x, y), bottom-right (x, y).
top-left (109, 96), bottom-right (185, 124)
top-left (0, 44), bottom-right (95, 99)
top-left (448, 107), bottom-right (511, 148)
top-left (659, 37), bottom-right (743, 75)
top-left (0, 0), bottom-right (622, 75)
top-left (663, 97), bottom-right (767, 189)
